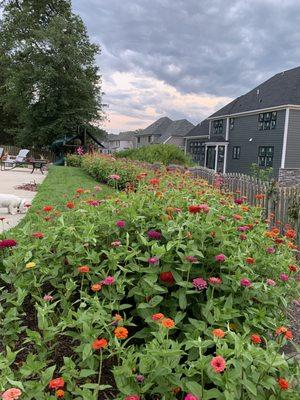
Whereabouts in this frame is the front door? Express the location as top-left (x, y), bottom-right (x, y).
top-left (206, 146), bottom-right (216, 170)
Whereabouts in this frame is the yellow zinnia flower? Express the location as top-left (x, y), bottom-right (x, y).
top-left (25, 262), bottom-right (36, 269)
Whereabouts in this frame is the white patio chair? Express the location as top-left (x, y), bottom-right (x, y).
top-left (3, 149), bottom-right (30, 170)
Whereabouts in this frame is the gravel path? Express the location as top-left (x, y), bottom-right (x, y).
top-left (0, 167), bottom-right (47, 232)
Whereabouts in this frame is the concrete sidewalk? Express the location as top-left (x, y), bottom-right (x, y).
top-left (0, 167), bottom-right (47, 233)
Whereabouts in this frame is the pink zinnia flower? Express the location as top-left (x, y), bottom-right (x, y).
top-left (210, 355), bottom-right (226, 373)
top-left (108, 174), bottom-right (120, 181)
top-left (2, 388), bottom-right (22, 400)
top-left (94, 185), bottom-right (102, 191)
top-left (116, 220), bottom-right (126, 228)
top-left (184, 394), bottom-right (199, 400)
top-left (267, 247), bottom-right (275, 254)
top-left (240, 278), bottom-right (252, 287)
top-left (237, 226), bottom-right (249, 232)
top-left (101, 276), bottom-right (115, 285)
top-left (147, 230), bottom-right (162, 240)
top-left (219, 216), bottom-right (226, 221)
top-left (124, 396), bottom-right (140, 400)
top-left (185, 255), bottom-right (198, 263)
top-left (87, 200), bottom-right (101, 206)
top-left (192, 277), bottom-right (207, 291)
top-left (111, 240), bottom-right (121, 247)
top-left (209, 277), bottom-right (222, 285)
top-left (148, 257), bottom-right (159, 265)
top-left (280, 273), bottom-right (289, 282)
top-left (266, 279), bottom-right (276, 286)
top-left (43, 294), bottom-right (53, 302)
top-left (215, 254), bottom-right (226, 262)
top-left (0, 239), bottom-right (17, 248)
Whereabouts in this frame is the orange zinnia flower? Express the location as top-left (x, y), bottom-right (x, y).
top-left (114, 327), bottom-right (128, 339)
top-left (212, 328), bottom-right (225, 338)
top-left (91, 283), bottom-right (102, 292)
top-left (56, 389), bottom-right (65, 398)
top-left (76, 188), bottom-right (84, 194)
top-left (92, 338), bottom-right (108, 350)
top-left (43, 205), bottom-right (53, 212)
top-left (66, 201), bottom-right (75, 209)
top-left (161, 318), bottom-right (175, 329)
top-left (78, 265), bottom-right (90, 273)
top-left (251, 334), bottom-right (262, 344)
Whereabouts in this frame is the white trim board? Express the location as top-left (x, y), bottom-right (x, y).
top-left (208, 104), bottom-right (300, 120)
top-left (280, 108), bottom-right (290, 169)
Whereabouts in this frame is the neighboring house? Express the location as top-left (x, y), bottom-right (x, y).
top-left (136, 117), bottom-right (194, 149)
top-left (103, 131), bottom-right (136, 153)
top-left (185, 66), bottom-right (300, 177)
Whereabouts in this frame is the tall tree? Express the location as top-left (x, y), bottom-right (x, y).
top-left (0, 0), bottom-right (103, 147)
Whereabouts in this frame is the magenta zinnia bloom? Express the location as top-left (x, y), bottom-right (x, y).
top-left (0, 239), bottom-right (17, 248)
top-left (101, 276), bottom-right (115, 285)
top-left (148, 257), bottom-right (159, 265)
top-left (280, 273), bottom-right (289, 282)
top-left (267, 247), bottom-right (275, 254)
top-left (184, 394), bottom-right (199, 400)
top-left (147, 230), bottom-right (162, 240)
top-left (43, 294), bottom-right (53, 302)
top-left (116, 220), bottom-right (126, 228)
top-left (87, 200), bottom-right (101, 206)
top-left (211, 355), bottom-right (226, 373)
top-left (215, 253), bottom-right (226, 262)
top-left (237, 226), bottom-right (249, 232)
top-left (266, 278), bottom-right (276, 286)
top-left (240, 278), bottom-right (252, 287)
top-left (192, 277), bottom-right (207, 291)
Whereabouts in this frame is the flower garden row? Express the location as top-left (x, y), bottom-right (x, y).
top-left (0, 154), bottom-right (299, 399)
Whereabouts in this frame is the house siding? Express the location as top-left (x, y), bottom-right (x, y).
top-left (166, 136), bottom-right (185, 148)
top-left (226, 110), bottom-right (286, 176)
top-left (285, 109), bottom-right (300, 168)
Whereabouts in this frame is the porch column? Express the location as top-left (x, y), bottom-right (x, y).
top-left (223, 145), bottom-right (228, 174)
top-left (214, 145), bottom-right (219, 172)
top-left (204, 144), bottom-right (207, 167)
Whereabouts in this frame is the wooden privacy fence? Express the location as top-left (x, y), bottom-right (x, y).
top-left (0, 145), bottom-right (56, 162)
top-left (190, 166), bottom-right (300, 242)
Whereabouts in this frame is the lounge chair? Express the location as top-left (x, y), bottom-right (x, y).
top-left (1, 149), bottom-right (30, 170)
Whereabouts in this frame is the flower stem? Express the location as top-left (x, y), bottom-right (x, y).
top-left (95, 349), bottom-right (103, 399)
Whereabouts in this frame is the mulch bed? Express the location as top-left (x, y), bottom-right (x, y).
top-left (14, 182), bottom-right (38, 192)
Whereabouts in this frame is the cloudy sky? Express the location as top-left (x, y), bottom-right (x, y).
top-left (73, 0), bottom-right (300, 133)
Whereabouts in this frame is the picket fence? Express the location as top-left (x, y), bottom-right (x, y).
top-left (0, 145), bottom-right (56, 162)
top-left (190, 166), bottom-right (300, 242)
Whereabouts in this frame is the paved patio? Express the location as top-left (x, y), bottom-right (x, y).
top-left (0, 167), bottom-right (47, 233)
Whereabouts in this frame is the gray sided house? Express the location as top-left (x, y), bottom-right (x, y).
top-left (185, 66), bottom-right (300, 178)
top-left (136, 117), bottom-right (194, 149)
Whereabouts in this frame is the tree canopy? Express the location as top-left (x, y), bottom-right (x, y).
top-left (0, 0), bottom-right (103, 147)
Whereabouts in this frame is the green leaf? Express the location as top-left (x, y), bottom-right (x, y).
top-left (242, 378), bottom-right (257, 396)
top-left (6, 378), bottom-right (25, 391)
top-left (186, 381), bottom-right (203, 396)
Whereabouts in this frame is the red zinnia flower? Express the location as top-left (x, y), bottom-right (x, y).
top-left (209, 277), bottom-right (222, 285)
top-left (0, 239), bottom-right (17, 248)
top-left (43, 205), bottom-right (53, 212)
top-left (32, 231), bottom-right (44, 239)
top-left (151, 313), bottom-right (165, 321)
top-left (288, 265), bottom-right (298, 272)
top-left (246, 257), bottom-right (255, 264)
top-left (92, 338), bottom-right (108, 350)
top-left (251, 334), bottom-right (262, 344)
top-left (160, 271), bottom-right (174, 285)
top-left (277, 377), bottom-right (289, 390)
top-left (285, 229), bottom-right (296, 239)
top-left (188, 204), bottom-right (209, 214)
top-left (49, 377), bottom-right (65, 390)
top-left (149, 178), bottom-right (160, 185)
top-left (66, 201), bottom-right (75, 209)
top-left (210, 356), bottom-right (226, 373)
top-left (212, 329), bottom-right (225, 338)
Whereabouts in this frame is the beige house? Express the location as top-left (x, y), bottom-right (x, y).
top-left (136, 117), bottom-right (194, 149)
top-left (103, 131), bottom-right (137, 153)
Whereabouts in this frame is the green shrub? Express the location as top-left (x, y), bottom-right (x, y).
top-left (116, 144), bottom-right (193, 166)
top-left (66, 154), bottom-right (83, 167)
top-left (0, 160), bottom-right (299, 399)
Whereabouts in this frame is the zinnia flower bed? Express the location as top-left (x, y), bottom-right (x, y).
top-left (0, 157), bottom-right (299, 400)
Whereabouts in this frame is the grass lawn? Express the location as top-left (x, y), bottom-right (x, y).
top-left (16, 166), bottom-right (115, 228)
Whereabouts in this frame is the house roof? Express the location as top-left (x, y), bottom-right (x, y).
top-left (106, 132), bottom-right (136, 142)
top-left (158, 119), bottom-right (195, 143)
top-left (210, 66), bottom-right (300, 118)
top-left (136, 117), bottom-right (173, 136)
top-left (185, 119), bottom-right (209, 137)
